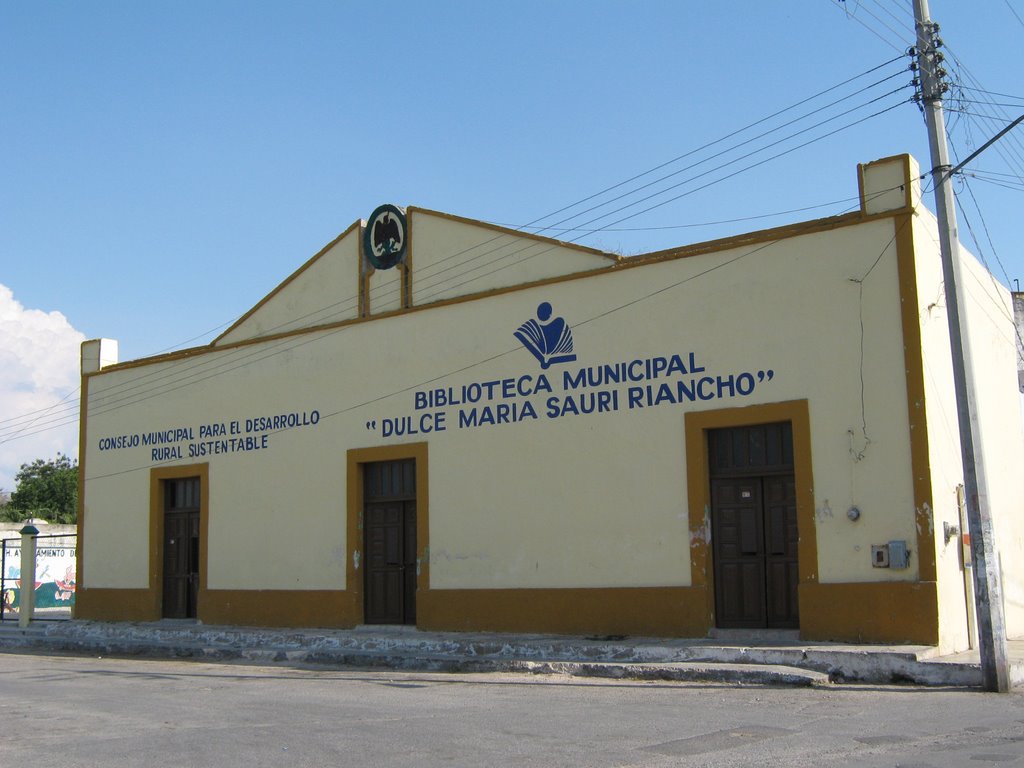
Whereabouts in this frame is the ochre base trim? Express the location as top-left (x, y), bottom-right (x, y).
top-left (799, 581), bottom-right (938, 645)
top-left (75, 588), bottom-right (361, 628)
top-left (75, 589), bottom-right (160, 622)
top-left (199, 590), bottom-right (360, 628)
top-left (76, 585), bottom-right (711, 635)
top-left (417, 587), bottom-right (711, 637)
top-left (78, 582), bottom-right (940, 645)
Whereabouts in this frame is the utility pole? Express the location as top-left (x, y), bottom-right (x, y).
top-left (912, 0), bottom-right (1010, 692)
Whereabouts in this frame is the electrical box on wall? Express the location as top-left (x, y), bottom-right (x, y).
top-left (871, 545), bottom-right (890, 567)
top-left (888, 540), bottom-right (911, 569)
top-left (870, 541), bottom-right (912, 569)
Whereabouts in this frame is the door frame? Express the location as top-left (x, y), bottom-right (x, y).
top-left (346, 443), bottom-right (429, 626)
top-left (149, 463), bottom-right (209, 620)
top-left (684, 400), bottom-right (816, 630)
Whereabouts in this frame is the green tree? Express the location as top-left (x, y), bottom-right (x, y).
top-left (2, 454), bottom-right (78, 524)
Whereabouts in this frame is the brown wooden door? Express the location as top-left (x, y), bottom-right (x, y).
top-left (709, 424), bottom-right (798, 629)
top-left (162, 477), bottom-right (200, 619)
top-left (763, 474), bottom-right (799, 627)
top-left (363, 460), bottom-right (416, 625)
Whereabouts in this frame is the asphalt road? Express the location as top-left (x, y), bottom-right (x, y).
top-left (1, 652), bottom-right (1022, 767)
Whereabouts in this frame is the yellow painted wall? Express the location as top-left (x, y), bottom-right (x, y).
top-left (79, 155), bottom-right (1024, 644)
top-left (80, 472), bottom-right (150, 588)
top-left (82, 213), bottom-right (921, 596)
top-left (367, 262), bottom-right (404, 315)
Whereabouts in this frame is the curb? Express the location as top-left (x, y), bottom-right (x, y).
top-left (0, 621), bottom-right (992, 688)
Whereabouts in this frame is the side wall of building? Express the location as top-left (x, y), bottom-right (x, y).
top-left (960, 241), bottom-right (1024, 638)
top-left (912, 212), bottom-right (972, 652)
top-left (912, 209), bottom-right (1024, 649)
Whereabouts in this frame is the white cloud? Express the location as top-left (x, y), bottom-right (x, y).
top-left (0, 284), bottom-right (85, 494)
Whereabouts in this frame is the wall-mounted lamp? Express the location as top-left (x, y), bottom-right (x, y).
top-left (944, 521), bottom-right (959, 545)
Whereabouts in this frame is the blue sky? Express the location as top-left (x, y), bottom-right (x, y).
top-left (1, 1), bottom-right (1022, 490)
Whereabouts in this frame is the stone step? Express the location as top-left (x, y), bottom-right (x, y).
top-left (0, 620), bottom-right (986, 688)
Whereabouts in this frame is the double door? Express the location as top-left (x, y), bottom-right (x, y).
top-left (709, 423), bottom-right (799, 629)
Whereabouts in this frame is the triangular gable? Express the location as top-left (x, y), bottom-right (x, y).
top-left (214, 207), bottom-right (618, 346)
top-left (402, 207), bottom-right (618, 308)
top-left (214, 221), bottom-right (362, 346)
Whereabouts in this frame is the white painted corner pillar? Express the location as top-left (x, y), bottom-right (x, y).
top-left (81, 338), bottom-right (119, 374)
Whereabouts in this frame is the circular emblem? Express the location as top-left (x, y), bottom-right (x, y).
top-left (363, 204), bottom-right (407, 270)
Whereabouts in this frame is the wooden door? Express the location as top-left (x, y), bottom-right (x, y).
top-left (363, 460), bottom-right (417, 625)
top-left (709, 423), bottom-right (798, 629)
top-left (162, 477), bottom-right (200, 619)
top-left (763, 474), bottom-right (799, 627)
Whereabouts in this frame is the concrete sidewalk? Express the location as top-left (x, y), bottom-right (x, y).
top-left (1, 619), bottom-right (1022, 688)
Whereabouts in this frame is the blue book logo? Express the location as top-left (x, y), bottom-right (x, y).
top-left (514, 302), bottom-right (577, 369)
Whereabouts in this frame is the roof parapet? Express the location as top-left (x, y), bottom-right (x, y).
top-left (81, 338), bottom-right (119, 374)
top-left (858, 154), bottom-right (921, 216)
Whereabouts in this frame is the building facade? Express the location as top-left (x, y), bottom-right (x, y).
top-left (76, 155), bottom-right (1024, 652)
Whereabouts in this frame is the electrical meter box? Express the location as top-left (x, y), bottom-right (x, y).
top-left (888, 539), bottom-right (911, 569)
top-left (871, 545), bottom-right (889, 567)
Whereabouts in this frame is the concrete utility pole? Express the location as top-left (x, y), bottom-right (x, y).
top-left (912, 0), bottom-right (1010, 692)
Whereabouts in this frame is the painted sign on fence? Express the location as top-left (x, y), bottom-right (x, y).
top-left (1, 537), bottom-right (77, 615)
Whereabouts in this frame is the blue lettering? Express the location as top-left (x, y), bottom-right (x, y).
top-left (736, 372), bottom-right (755, 396)
top-left (627, 387), bottom-right (644, 409)
top-left (697, 377), bottom-right (715, 400)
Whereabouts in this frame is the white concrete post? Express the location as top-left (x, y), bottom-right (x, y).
top-left (18, 525), bottom-right (38, 628)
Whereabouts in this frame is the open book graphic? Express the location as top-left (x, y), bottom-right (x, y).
top-left (514, 303), bottom-right (577, 369)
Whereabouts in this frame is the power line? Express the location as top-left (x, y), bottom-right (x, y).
top-left (957, 85), bottom-right (1024, 102)
top-left (1003, 0), bottom-right (1024, 30)
top-left (83, 210), bottom-right (906, 484)
top-left (201, 56), bottom-right (914, 338)
top-left (209, 62), bottom-right (912, 335)
top-left (1, 59), bottom-right (913, 436)
top-left (493, 195), bottom-right (862, 235)
top-left (3, 90), bottom-right (915, 444)
top-left (2, 177), bottom-right (917, 447)
top-left (944, 51), bottom-right (1024, 181)
top-left (411, 91), bottom-right (913, 305)
top-left (832, 0), bottom-right (912, 52)
top-left (516, 55), bottom-right (908, 230)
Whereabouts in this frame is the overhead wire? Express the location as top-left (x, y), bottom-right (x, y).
top-left (492, 194), bottom-right (863, 235)
top-left (408, 87), bottom-right (914, 305)
top-left (1, 57), bottom-right (914, 442)
top-left (963, 172), bottom-right (1024, 192)
top-left (0, 174), bottom-right (917, 447)
top-left (394, 70), bottom-right (913, 307)
top-left (1003, 0), bottom-right (1024, 30)
top-left (74, 55), bottom-right (911, 358)
top-left (945, 54), bottom-right (1024, 182)
top-left (83, 207), bottom-right (908, 484)
top-left (832, 0), bottom-right (912, 52)
top-left (313, 54), bottom-right (915, 329)
top-left (413, 96), bottom-right (912, 307)
top-left (497, 54), bottom-right (908, 231)
top-left (936, 126), bottom-right (1024, 364)
top-left (866, 0), bottom-right (916, 39)
top-left (1, 98), bottom-right (915, 445)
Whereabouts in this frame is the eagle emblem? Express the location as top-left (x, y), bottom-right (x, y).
top-left (364, 204), bottom-right (407, 270)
